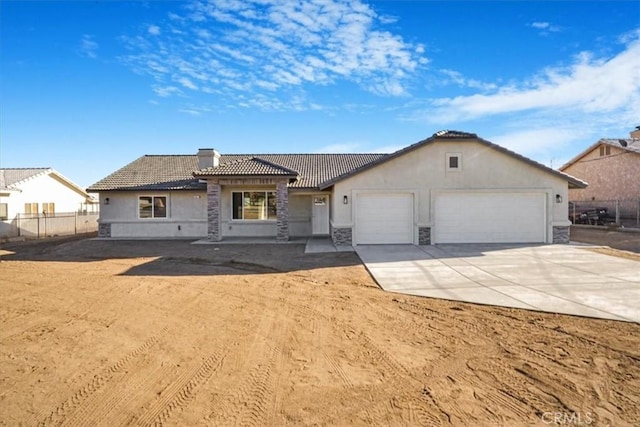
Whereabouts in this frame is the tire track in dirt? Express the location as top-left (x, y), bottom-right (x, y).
top-left (217, 284), bottom-right (446, 424)
top-left (208, 342), bottom-right (284, 426)
top-left (36, 327), bottom-right (169, 426)
top-left (203, 297), bottom-right (292, 427)
top-left (354, 332), bottom-right (451, 425)
top-left (466, 357), bottom-right (566, 417)
top-left (322, 352), bottom-right (354, 389)
top-left (133, 352), bottom-right (226, 426)
top-left (445, 369), bottom-right (531, 421)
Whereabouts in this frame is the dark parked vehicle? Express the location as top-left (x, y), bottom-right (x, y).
top-left (569, 207), bottom-right (611, 225)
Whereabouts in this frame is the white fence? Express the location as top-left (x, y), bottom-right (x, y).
top-left (569, 199), bottom-right (640, 228)
top-left (0, 212), bottom-right (99, 239)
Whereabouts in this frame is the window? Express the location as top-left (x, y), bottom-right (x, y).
top-left (232, 191), bottom-right (276, 220)
top-left (0, 203), bottom-right (7, 220)
top-left (446, 153), bottom-right (462, 171)
top-left (599, 145), bottom-right (611, 156)
top-left (42, 202), bottom-right (55, 215)
top-left (24, 203), bottom-right (38, 216)
top-left (449, 156), bottom-right (459, 169)
top-left (139, 196), bottom-right (167, 218)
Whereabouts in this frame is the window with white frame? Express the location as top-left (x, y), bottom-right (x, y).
top-left (139, 196), bottom-right (167, 218)
top-left (232, 191), bottom-right (277, 220)
top-left (446, 153), bottom-right (462, 171)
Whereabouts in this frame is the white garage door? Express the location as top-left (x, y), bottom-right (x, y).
top-left (356, 193), bottom-right (413, 244)
top-left (435, 192), bottom-right (546, 243)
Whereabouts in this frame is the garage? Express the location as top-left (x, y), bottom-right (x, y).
top-left (356, 193), bottom-right (414, 244)
top-left (434, 192), bottom-right (546, 243)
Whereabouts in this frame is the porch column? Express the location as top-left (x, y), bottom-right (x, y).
top-left (276, 179), bottom-right (289, 242)
top-left (207, 179), bottom-right (221, 241)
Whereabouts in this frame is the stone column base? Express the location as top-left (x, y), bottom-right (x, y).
top-left (552, 226), bottom-right (570, 244)
top-left (331, 227), bottom-right (352, 245)
top-left (98, 222), bottom-right (111, 238)
top-left (418, 227), bottom-right (431, 245)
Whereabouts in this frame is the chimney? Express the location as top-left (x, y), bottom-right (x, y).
top-left (197, 148), bottom-right (220, 170)
top-left (630, 126), bottom-right (640, 139)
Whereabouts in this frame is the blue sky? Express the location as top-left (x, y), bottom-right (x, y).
top-left (1, 0), bottom-right (639, 188)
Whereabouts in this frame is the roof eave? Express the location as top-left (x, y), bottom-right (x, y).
top-left (192, 172), bottom-right (299, 180)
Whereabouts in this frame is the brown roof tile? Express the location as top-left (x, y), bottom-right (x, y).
top-left (88, 153), bottom-right (387, 191)
top-left (195, 157), bottom-right (299, 177)
top-left (89, 130), bottom-right (586, 191)
top-left (87, 156), bottom-right (205, 191)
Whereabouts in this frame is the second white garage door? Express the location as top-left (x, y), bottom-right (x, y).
top-left (356, 193), bottom-right (414, 244)
top-left (434, 192), bottom-right (546, 244)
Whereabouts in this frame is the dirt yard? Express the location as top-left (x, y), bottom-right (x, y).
top-left (571, 226), bottom-right (640, 254)
top-left (0, 238), bottom-right (638, 426)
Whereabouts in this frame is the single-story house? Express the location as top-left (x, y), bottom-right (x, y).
top-left (88, 130), bottom-right (586, 245)
top-left (1, 167), bottom-right (98, 238)
top-left (560, 127), bottom-right (640, 202)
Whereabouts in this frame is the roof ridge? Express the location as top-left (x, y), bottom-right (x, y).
top-left (0, 167), bottom-right (51, 170)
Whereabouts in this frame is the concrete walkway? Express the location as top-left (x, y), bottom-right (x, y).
top-left (356, 244), bottom-right (640, 322)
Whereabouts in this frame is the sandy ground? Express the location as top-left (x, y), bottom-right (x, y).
top-left (0, 238), bottom-right (638, 426)
top-left (571, 226), bottom-right (640, 254)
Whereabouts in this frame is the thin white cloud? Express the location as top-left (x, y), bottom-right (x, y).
top-left (379, 15), bottom-right (398, 25)
top-left (178, 77), bottom-right (198, 90)
top-left (153, 85), bottom-right (182, 97)
top-left (439, 69), bottom-right (497, 92)
top-left (121, 0), bottom-right (426, 111)
top-left (401, 30), bottom-right (640, 163)
top-left (424, 34), bottom-right (640, 124)
top-left (79, 35), bottom-right (98, 58)
top-left (529, 21), bottom-right (562, 35)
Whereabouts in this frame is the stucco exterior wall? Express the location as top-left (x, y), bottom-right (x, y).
top-left (0, 173), bottom-right (89, 220)
top-left (564, 145), bottom-right (640, 201)
top-left (99, 191), bottom-right (207, 238)
top-left (331, 139), bottom-right (570, 244)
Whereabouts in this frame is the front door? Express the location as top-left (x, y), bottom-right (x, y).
top-left (312, 196), bottom-right (330, 235)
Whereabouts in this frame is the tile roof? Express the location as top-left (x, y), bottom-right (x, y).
top-left (560, 138), bottom-right (640, 170)
top-left (87, 156), bottom-right (206, 191)
top-left (432, 130), bottom-right (478, 139)
top-left (601, 138), bottom-right (640, 154)
top-left (195, 157), bottom-right (299, 177)
top-left (0, 168), bottom-right (52, 189)
top-left (88, 153), bottom-right (387, 191)
top-left (319, 130), bottom-right (587, 189)
top-left (89, 130), bottom-right (586, 191)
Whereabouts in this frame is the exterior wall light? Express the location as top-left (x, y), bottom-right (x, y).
top-left (104, 197), bottom-right (110, 205)
top-left (343, 195), bottom-right (348, 204)
top-left (556, 194), bottom-right (562, 203)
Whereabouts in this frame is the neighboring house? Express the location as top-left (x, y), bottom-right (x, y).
top-left (0, 168), bottom-right (98, 237)
top-left (88, 131), bottom-right (586, 245)
top-left (560, 127), bottom-right (640, 202)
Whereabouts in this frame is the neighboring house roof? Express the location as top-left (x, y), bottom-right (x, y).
top-left (318, 130), bottom-right (587, 189)
top-left (560, 138), bottom-right (640, 170)
top-left (88, 130), bottom-right (586, 192)
top-left (0, 168), bottom-right (94, 199)
top-left (1, 168), bottom-right (51, 190)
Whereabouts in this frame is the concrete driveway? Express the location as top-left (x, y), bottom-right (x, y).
top-left (356, 244), bottom-right (640, 322)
